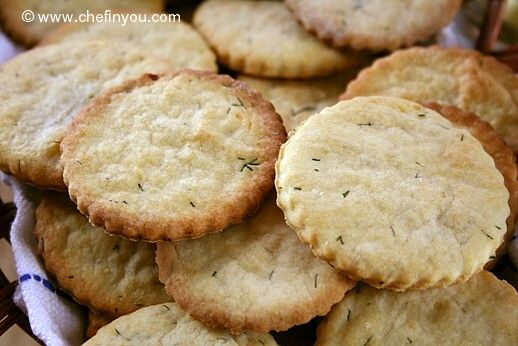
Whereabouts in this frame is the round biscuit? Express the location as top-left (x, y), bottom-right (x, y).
top-left (275, 96), bottom-right (510, 290)
top-left (83, 302), bottom-right (278, 346)
top-left (0, 40), bottom-right (172, 189)
top-left (0, 0), bottom-right (164, 47)
top-left (156, 194), bottom-right (356, 334)
top-left (193, 0), bottom-right (364, 78)
top-left (60, 71), bottom-right (286, 241)
top-left (40, 20), bottom-right (217, 72)
top-left (34, 192), bottom-right (170, 318)
top-left (315, 271), bottom-right (518, 345)
top-left (285, 0), bottom-right (462, 51)
top-left (342, 46), bottom-right (518, 152)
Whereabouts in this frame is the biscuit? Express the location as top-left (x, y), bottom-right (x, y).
top-left (0, 0), bottom-right (164, 47)
top-left (86, 312), bottom-right (113, 339)
top-left (40, 20), bottom-right (217, 72)
top-left (34, 192), bottom-right (170, 318)
top-left (285, 0), bottom-right (462, 51)
top-left (193, 0), bottom-right (364, 78)
top-left (60, 71), bottom-right (286, 241)
top-left (238, 70), bottom-right (358, 133)
top-left (275, 96), bottom-right (510, 291)
top-left (342, 46), bottom-right (518, 152)
top-left (156, 194), bottom-right (355, 334)
top-left (315, 271), bottom-right (518, 345)
top-left (83, 302), bottom-right (278, 345)
top-left (0, 40), bottom-right (171, 190)
top-left (423, 103), bottom-right (518, 268)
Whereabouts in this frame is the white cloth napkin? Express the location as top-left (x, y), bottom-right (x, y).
top-left (4, 174), bottom-right (85, 346)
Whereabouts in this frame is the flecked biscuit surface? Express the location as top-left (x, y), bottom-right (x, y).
top-left (61, 71), bottom-right (285, 241)
top-left (41, 20), bottom-right (217, 72)
top-left (0, 0), bottom-right (164, 46)
top-left (342, 46), bottom-right (518, 152)
top-left (285, 0), bottom-right (462, 51)
top-left (275, 96), bottom-right (509, 290)
top-left (423, 103), bottom-right (518, 268)
top-left (193, 0), bottom-right (363, 78)
top-left (156, 194), bottom-right (355, 334)
top-left (238, 71), bottom-right (358, 132)
top-left (34, 192), bottom-right (170, 318)
top-left (83, 302), bottom-right (278, 346)
top-left (316, 271), bottom-right (518, 346)
top-left (0, 40), bottom-right (171, 189)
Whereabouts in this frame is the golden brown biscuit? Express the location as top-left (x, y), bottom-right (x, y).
top-left (342, 46), bottom-right (518, 152)
top-left (0, 0), bottom-right (164, 46)
top-left (40, 20), bottom-right (217, 72)
top-left (61, 71), bottom-right (286, 241)
top-left (157, 194), bottom-right (355, 334)
top-left (0, 40), bottom-right (171, 189)
top-left (285, 0), bottom-right (462, 51)
top-left (276, 96), bottom-right (510, 290)
top-left (34, 192), bottom-right (170, 318)
top-left (316, 271), bottom-right (518, 345)
top-left (83, 303), bottom-right (278, 345)
top-left (193, 0), bottom-right (364, 78)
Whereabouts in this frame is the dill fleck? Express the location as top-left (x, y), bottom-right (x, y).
top-left (343, 191), bottom-right (350, 198)
top-left (314, 168), bottom-right (320, 172)
top-left (162, 304), bottom-right (171, 311)
top-left (489, 256), bottom-right (496, 259)
top-left (115, 328), bottom-right (121, 336)
top-left (481, 230), bottom-right (493, 240)
top-left (415, 172), bottom-right (420, 178)
top-left (358, 122), bottom-right (373, 126)
top-left (258, 340), bottom-right (265, 345)
top-left (240, 158), bottom-right (260, 172)
top-left (418, 113), bottom-right (426, 117)
top-left (495, 226), bottom-right (501, 230)
top-left (211, 271), bottom-right (217, 277)
top-left (407, 337), bottom-right (413, 344)
top-left (336, 235), bottom-right (344, 245)
top-left (138, 183), bottom-right (144, 192)
top-left (390, 226), bottom-right (395, 237)
top-left (415, 161), bottom-right (423, 166)
top-left (226, 107), bottom-right (231, 115)
top-left (314, 274), bottom-right (319, 288)
top-left (68, 275), bottom-right (74, 279)
top-left (122, 200), bottom-right (128, 205)
top-left (190, 201), bottom-right (195, 208)
top-left (363, 336), bottom-right (372, 346)
top-left (232, 97), bottom-right (245, 108)
top-left (347, 309), bottom-right (351, 321)
top-left (312, 158), bottom-right (321, 161)
top-left (269, 270), bottom-right (274, 280)
top-left (76, 160), bottom-right (83, 165)
top-left (294, 187), bottom-right (302, 191)
top-left (460, 134), bottom-right (464, 141)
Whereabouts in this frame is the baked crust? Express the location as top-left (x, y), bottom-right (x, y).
top-left (342, 46), bottom-right (518, 152)
top-left (61, 70), bottom-right (286, 241)
top-left (34, 192), bottom-right (170, 318)
top-left (315, 271), bottom-right (518, 345)
top-left (0, 0), bottom-right (164, 47)
top-left (423, 102), bottom-right (518, 268)
top-left (193, 0), bottom-right (364, 78)
top-left (275, 96), bottom-right (510, 291)
top-left (285, 0), bottom-right (462, 51)
top-left (156, 194), bottom-right (356, 334)
top-left (0, 40), bottom-right (172, 189)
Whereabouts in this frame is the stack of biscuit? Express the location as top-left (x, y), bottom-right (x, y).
top-left (0, 0), bottom-right (517, 345)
